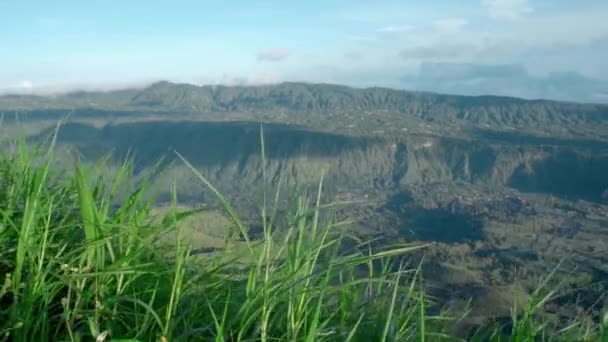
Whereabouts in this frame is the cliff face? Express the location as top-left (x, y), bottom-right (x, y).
top-left (38, 121), bottom-right (608, 205)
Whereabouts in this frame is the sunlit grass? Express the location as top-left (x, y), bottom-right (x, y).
top-left (0, 127), bottom-right (606, 341)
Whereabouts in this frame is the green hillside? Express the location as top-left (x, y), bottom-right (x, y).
top-left (2, 82), bottom-right (608, 339)
top-left (2, 82), bottom-right (608, 140)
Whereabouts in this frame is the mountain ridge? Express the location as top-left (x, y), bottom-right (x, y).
top-left (2, 81), bottom-right (608, 141)
top-left (2, 80), bottom-right (608, 108)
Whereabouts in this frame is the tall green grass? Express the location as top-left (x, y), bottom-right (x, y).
top-left (0, 130), bottom-right (607, 341)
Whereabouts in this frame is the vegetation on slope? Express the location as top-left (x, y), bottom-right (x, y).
top-left (1, 132), bottom-right (607, 341)
top-left (27, 120), bottom-right (608, 206)
top-left (2, 82), bottom-right (608, 140)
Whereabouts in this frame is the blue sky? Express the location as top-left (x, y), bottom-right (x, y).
top-left (1, 0), bottom-right (607, 101)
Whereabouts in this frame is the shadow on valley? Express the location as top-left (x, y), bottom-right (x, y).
top-left (381, 191), bottom-right (484, 244)
top-left (508, 150), bottom-right (608, 203)
top-left (473, 129), bottom-right (608, 203)
top-left (473, 128), bottom-right (608, 150)
top-left (32, 120), bottom-right (378, 169)
top-left (400, 207), bottom-right (485, 243)
top-left (2, 109), bottom-right (149, 122)
top-left (29, 120), bottom-right (608, 207)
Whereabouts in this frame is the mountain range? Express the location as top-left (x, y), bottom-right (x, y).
top-left (402, 63), bottom-right (608, 104)
top-left (2, 81), bottom-right (608, 142)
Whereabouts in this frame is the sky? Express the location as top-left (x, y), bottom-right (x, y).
top-left (1, 0), bottom-right (607, 102)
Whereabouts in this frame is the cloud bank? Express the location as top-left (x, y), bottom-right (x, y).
top-left (402, 62), bottom-right (608, 103)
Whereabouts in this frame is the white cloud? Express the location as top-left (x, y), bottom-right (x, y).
top-left (1, 81), bottom-right (36, 94)
top-left (432, 18), bottom-right (468, 33)
top-left (19, 80), bottom-right (34, 90)
top-left (377, 25), bottom-right (414, 33)
top-left (0, 80), bottom-right (154, 95)
top-left (256, 49), bottom-right (289, 62)
top-left (482, 0), bottom-right (533, 20)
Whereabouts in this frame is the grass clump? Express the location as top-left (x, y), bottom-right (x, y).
top-left (0, 130), bottom-right (607, 341)
top-left (0, 134), bottom-right (438, 341)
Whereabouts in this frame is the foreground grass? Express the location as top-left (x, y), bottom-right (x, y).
top-left (1, 135), bottom-right (607, 341)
